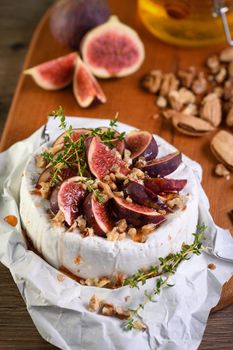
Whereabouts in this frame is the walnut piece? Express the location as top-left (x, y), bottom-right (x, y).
top-left (52, 210), bottom-right (65, 226)
top-left (156, 96), bottom-right (167, 108)
top-left (206, 55), bottom-right (220, 74)
top-left (160, 73), bottom-right (179, 96)
top-left (177, 67), bottom-right (196, 88)
top-left (191, 72), bottom-right (207, 94)
top-left (89, 294), bottom-right (101, 312)
top-left (141, 70), bottom-right (163, 94)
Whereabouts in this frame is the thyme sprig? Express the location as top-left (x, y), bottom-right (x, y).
top-left (42, 106), bottom-right (125, 189)
top-left (123, 224), bottom-right (206, 331)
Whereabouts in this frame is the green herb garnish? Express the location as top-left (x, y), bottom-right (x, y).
top-left (123, 224), bottom-right (206, 330)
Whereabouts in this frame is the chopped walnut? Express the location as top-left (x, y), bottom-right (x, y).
top-left (167, 197), bottom-right (185, 210)
top-left (178, 87), bottom-right (196, 105)
top-left (110, 164), bottom-right (121, 173)
top-left (36, 154), bottom-right (47, 168)
top-left (215, 66), bottom-right (227, 83)
top-left (115, 172), bottom-right (127, 181)
top-left (223, 80), bottom-right (233, 100)
top-left (132, 320), bottom-right (146, 331)
top-left (52, 210), bottom-right (65, 226)
top-left (39, 181), bottom-right (51, 199)
top-left (89, 294), bottom-right (101, 312)
top-left (126, 196), bottom-right (133, 203)
top-left (214, 163), bottom-right (230, 180)
top-left (97, 277), bottom-right (111, 288)
top-left (168, 90), bottom-right (183, 111)
top-left (83, 227), bottom-right (94, 237)
top-left (110, 173), bottom-right (116, 182)
top-left (206, 55), bottom-right (220, 74)
top-left (116, 219), bottom-right (127, 233)
top-left (182, 103), bottom-right (198, 116)
top-left (123, 149), bottom-right (132, 166)
top-left (115, 307), bottom-right (131, 320)
top-left (191, 72), bottom-right (207, 94)
top-left (127, 227), bottom-right (137, 239)
top-left (114, 272), bottom-right (126, 286)
top-left (141, 224), bottom-right (156, 235)
top-left (141, 70), bottom-right (163, 94)
top-left (128, 168), bottom-right (145, 181)
top-left (107, 227), bottom-right (119, 241)
top-left (113, 191), bottom-right (124, 198)
top-left (101, 303), bottom-right (116, 316)
top-left (160, 73), bottom-right (179, 96)
top-left (177, 66), bottom-right (196, 88)
top-left (156, 96), bottom-right (167, 108)
top-left (77, 215), bottom-right (87, 232)
top-left (109, 182), bottom-right (117, 190)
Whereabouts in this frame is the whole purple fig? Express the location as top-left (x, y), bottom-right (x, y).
top-left (50, 0), bottom-right (111, 49)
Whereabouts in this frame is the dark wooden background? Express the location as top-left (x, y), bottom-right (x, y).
top-left (0, 1), bottom-right (232, 349)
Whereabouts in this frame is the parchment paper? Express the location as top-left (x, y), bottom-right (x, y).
top-left (0, 117), bottom-right (232, 350)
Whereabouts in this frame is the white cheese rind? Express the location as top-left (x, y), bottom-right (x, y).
top-left (20, 143), bottom-right (199, 279)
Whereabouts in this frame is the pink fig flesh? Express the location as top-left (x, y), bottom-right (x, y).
top-left (83, 193), bottom-right (113, 237)
top-left (124, 180), bottom-right (168, 210)
top-left (53, 128), bottom-right (90, 147)
top-left (144, 178), bottom-right (187, 194)
top-left (139, 151), bottom-right (182, 177)
top-left (125, 130), bottom-right (158, 162)
top-left (24, 52), bottom-right (77, 90)
top-left (86, 137), bottom-right (130, 179)
top-left (58, 178), bottom-right (86, 226)
top-left (81, 16), bottom-right (145, 78)
top-left (111, 196), bottom-right (166, 227)
top-left (73, 56), bottom-right (106, 108)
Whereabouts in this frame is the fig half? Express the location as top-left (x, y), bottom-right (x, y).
top-left (52, 128), bottom-right (90, 147)
top-left (125, 130), bottom-right (158, 162)
top-left (73, 56), bottom-right (107, 108)
top-left (139, 151), bottom-right (182, 177)
top-left (144, 178), bottom-right (187, 194)
top-left (111, 196), bottom-right (166, 227)
top-left (124, 180), bottom-right (167, 210)
top-left (86, 136), bottom-right (130, 179)
top-left (57, 177), bottom-right (86, 226)
top-left (81, 16), bottom-right (145, 78)
top-left (83, 193), bottom-right (113, 237)
top-left (24, 52), bottom-right (77, 90)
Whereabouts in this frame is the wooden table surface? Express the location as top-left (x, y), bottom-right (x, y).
top-left (0, 0), bottom-right (232, 349)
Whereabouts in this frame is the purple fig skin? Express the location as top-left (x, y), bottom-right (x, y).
top-left (58, 179), bottom-right (86, 226)
top-left (125, 131), bottom-right (158, 162)
top-left (83, 193), bottom-right (113, 237)
top-left (37, 166), bottom-right (53, 184)
top-left (50, 186), bottom-right (60, 214)
top-left (50, 0), bottom-right (111, 49)
top-left (144, 178), bottom-right (187, 194)
top-left (86, 136), bottom-right (130, 179)
top-left (110, 196), bottom-right (166, 227)
top-left (139, 151), bottom-right (182, 177)
top-left (124, 180), bottom-right (168, 211)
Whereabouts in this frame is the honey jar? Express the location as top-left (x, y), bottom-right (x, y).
top-left (138, 0), bottom-right (233, 46)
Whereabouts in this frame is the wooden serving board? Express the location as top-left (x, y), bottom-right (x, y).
top-left (0, 0), bottom-right (232, 320)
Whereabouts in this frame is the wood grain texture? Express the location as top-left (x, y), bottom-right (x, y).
top-left (0, 0), bottom-right (232, 349)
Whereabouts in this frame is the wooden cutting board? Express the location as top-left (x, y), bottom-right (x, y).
top-left (0, 0), bottom-right (232, 314)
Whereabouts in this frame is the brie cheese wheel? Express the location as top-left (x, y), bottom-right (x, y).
top-left (20, 141), bottom-right (199, 280)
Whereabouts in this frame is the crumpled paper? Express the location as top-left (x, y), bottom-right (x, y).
top-left (0, 117), bottom-right (232, 350)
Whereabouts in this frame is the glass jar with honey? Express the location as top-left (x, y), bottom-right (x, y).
top-left (138, 0), bottom-right (233, 46)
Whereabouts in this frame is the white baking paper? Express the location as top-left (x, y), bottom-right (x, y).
top-left (0, 116), bottom-right (232, 350)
